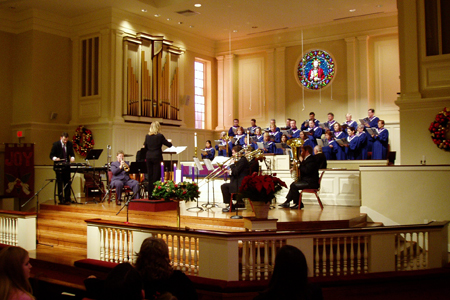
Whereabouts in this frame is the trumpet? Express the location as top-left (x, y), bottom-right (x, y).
top-left (121, 159), bottom-right (130, 172)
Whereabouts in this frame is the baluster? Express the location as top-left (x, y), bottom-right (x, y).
top-left (343, 236), bottom-right (348, 275)
top-left (322, 238), bottom-right (327, 276)
top-left (336, 237), bottom-right (340, 276)
top-left (242, 241), bottom-right (247, 280)
top-left (99, 228), bottom-right (104, 261)
top-left (194, 237), bottom-right (199, 276)
top-left (177, 235), bottom-right (182, 270)
top-left (264, 241), bottom-right (269, 280)
top-left (256, 241), bottom-right (261, 281)
top-left (350, 236), bottom-right (354, 274)
top-left (181, 236), bottom-right (186, 272)
top-left (329, 237), bottom-right (334, 276)
top-left (396, 233), bottom-right (401, 270)
top-left (6, 218), bottom-right (10, 245)
top-left (104, 228), bottom-right (109, 262)
top-left (110, 228), bottom-right (114, 262)
top-left (118, 230), bottom-right (123, 263)
top-left (363, 236), bottom-right (368, 273)
top-left (123, 230), bottom-right (128, 263)
top-left (0, 217), bottom-right (4, 244)
top-left (114, 229), bottom-right (119, 263)
top-left (407, 232), bottom-right (412, 270)
top-left (423, 231), bottom-right (428, 269)
top-left (13, 218), bottom-right (18, 245)
top-left (315, 238), bottom-right (320, 276)
top-left (356, 236), bottom-right (361, 274)
top-left (249, 241), bottom-right (254, 281)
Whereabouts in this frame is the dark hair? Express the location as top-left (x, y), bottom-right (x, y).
top-left (135, 237), bottom-right (173, 281)
top-left (233, 145), bottom-right (243, 152)
top-left (379, 119), bottom-right (385, 125)
top-left (206, 140), bottom-right (211, 146)
top-left (251, 118), bottom-right (256, 122)
top-left (61, 132), bottom-right (69, 138)
top-left (309, 112), bottom-right (315, 116)
top-left (328, 112), bottom-right (334, 117)
top-left (0, 246), bottom-right (33, 300)
top-left (102, 263), bottom-right (143, 300)
top-left (368, 108), bottom-right (375, 113)
top-left (333, 123), bottom-right (342, 132)
top-left (264, 245), bottom-right (310, 299)
top-left (347, 126), bottom-right (356, 133)
top-left (303, 145), bottom-right (313, 155)
top-left (234, 118), bottom-right (239, 122)
top-left (325, 130), bottom-right (333, 138)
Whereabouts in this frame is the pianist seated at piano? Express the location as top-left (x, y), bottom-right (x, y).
top-left (50, 132), bottom-right (75, 205)
top-left (110, 151), bottom-right (140, 205)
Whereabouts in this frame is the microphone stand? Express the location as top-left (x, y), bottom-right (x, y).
top-left (188, 163), bottom-right (204, 212)
top-left (116, 190), bottom-right (138, 224)
top-left (21, 179), bottom-right (55, 247)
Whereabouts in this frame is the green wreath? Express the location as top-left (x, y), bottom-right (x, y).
top-left (73, 125), bottom-right (95, 156)
top-left (429, 107), bottom-right (450, 150)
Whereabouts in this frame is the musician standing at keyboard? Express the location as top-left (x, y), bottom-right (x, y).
top-left (49, 132), bottom-right (75, 205)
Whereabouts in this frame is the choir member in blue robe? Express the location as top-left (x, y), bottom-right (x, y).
top-left (333, 123), bottom-right (347, 139)
top-left (247, 118), bottom-right (258, 135)
top-left (228, 118), bottom-right (240, 137)
top-left (371, 120), bottom-right (389, 160)
top-left (300, 112), bottom-right (320, 131)
top-left (343, 113), bottom-right (357, 130)
top-left (275, 134), bottom-right (291, 155)
top-left (262, 132), bottom-right (276, 154)
top-left (325, 113), bottom-right (337, 132)
top-left (306, 120), bottom-right (323, 145)
top-left (344, 127), bottom-right (359, 160)
top-left (269, 124), bottom-right (282, 143)
top-left (364, 109), bottom-right (379, 152)
top-left (321, 131), bottom-right (335, 160)
top-left (288, 120), bottom-right (301, 139)
top-left (265, 119), bottom-right (280, 132)
top-left (251, 127), bottom-right (264, 150)
top-left (201, 140), bottom-right (216, 160)
top-left (356, 125), bottom-right (368, 159)
top-left (299, 131), bottom-right (316, 150)
top-left (283, 118), bottom-right (292, 130)
top-left (228, 126), bottom-right (246, 155)
top-left (215, 131), bottom-right (228, 157)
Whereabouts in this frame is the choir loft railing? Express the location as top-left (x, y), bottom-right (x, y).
top-left (86, 220), bottom-right (448, 281)
top-left (0, 210), bottom-right (37, 250)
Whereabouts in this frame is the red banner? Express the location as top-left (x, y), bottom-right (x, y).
top-left (4, 143), bottom-right (34, 198)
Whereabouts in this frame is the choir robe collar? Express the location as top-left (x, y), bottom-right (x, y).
top-left (369, 116), bottom-right (378, 122)
top-left (377, 128), bottom-right (386, 133)
top-left (347, 135), bottom-right (357, 142)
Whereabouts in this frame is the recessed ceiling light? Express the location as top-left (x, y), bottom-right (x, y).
top-left (178, 21), bottom-right (183, 25)
top-left (167, 18), bottom-right (171, 21)
top-left (154, 14), bottom-right (161, 17)
top-left (194, 4), bottom-right (201, 8)
top-left (189, 25), bottom-right (194, 28)
top-left (141, 9), bottom-right (147, 12)
top-left (349, 9), bottom-right (356, 12)
top-left (233, 30), bottom-right (238, 33)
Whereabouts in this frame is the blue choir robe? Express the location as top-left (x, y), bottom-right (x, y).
top-left (201, 147), bottom-right (215, 160)
top-left (269, 131), bottom-right (282, 143)
top-left (346, 135), bottom-right (359, 160)
top-left (228, 126), bottom-right (239, 137)
top-left (343, 120), bottom-right (357, 130)
top-left (334, 130), bottom-right (347, 140)
top-left (371, 128), bottom-right (389, 160)
top-left (251, 135), bottom-right (264, 152)
top-left (307, 127), bottom-right (323, 145)
top-left (263, 141), bottom-right (276, 154)
top-left (275, 143), bottom-right (290, 155)
top-left (356, 132), bottom-right (368, 159)
top-left (326, 120), bottom-right (337, 132)
top-left (322, 139), bottom-right (334, 160)
top-left (247, 126), bottom-right (258, 135)
top-left (302, 139), bottom-right (316, 152)
top-left (215, 139), bottom-right (228, 156)
top-left (228, 134), bottom-right (246, 156)
top-left (300, 119), bottom-right (320, 131)
top-left (289, 128), bottom-right (301, 139)
top-left (331, 139), bottom-right (346, 160)
top-left (365, 116), bottom-right (379, 152)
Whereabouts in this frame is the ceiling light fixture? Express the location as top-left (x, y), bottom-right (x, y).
top-left (178, 22), bottom-right (183, 25)
top-left (349, 9), bottom-right (356, 12)
top-left (190, 25), bottom-right (194, 28)
top-left (167, 18), bottom-right (171, 21)
top-left (154, 14), bottom-right (161, 17)
top-left (194, 4), bottom-right (201, 8)
top-left (141, 9), bottom-right (147, 12)
top-left (233, 30), bottom-right (238, 33)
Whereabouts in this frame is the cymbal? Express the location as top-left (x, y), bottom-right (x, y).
top-left (123, 154), bottom-right (134, 157)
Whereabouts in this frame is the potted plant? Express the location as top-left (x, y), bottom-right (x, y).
top-left (152, 180), bottom-right (200, 228)
top-left (238, 173), bottom-right (287, 218)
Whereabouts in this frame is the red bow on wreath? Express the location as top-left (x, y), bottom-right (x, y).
top-left (73, 125), bottom-right (95, 156)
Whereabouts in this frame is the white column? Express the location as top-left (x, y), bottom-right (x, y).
top-left (345, 37), bottom-right (358, 114)
top-left (275, 47), bottom-right (286, 122)
top-left (357, 35), bottom-right (370, 115)
top-left (215, 56), bottom-right (226, 131)
top-left (224, 54), bottom-right (235, 127)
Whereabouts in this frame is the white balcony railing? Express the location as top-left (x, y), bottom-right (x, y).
top-left (0, 210), bottom-right (37, 250)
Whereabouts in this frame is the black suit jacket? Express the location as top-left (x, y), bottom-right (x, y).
top-left (50, 140), bottom-right (75, 162)
top-left (229, 156), bottom-right (249, 193)
top-left (144, 133), bottom-right (173, 161)
top-left (299, 155), bottom-right (319, 188)
top-left (314, 153), bottom-right (327, 170)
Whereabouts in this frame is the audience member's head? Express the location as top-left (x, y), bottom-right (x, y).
top-left (135, 237), bottom-right (173, 281)
top-left (0, 246), bottom-right (34, 300)
top-left (102, 263), bottom-right (144, 300)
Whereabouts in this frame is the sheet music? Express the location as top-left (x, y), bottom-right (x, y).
top-left (367, 127), bottom-right (378, 136)
top-left (163, 146), bottom-right (187, 154)
top-left (193, 157), bottom-right (203, 170)
top-left (203, 158), bottom-right (214, 171)
top-left (257, 142), bottom-right (265, 150)
top-left (212, 156), bottom-right (229, 164)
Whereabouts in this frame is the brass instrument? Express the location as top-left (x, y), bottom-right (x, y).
top-left (286, 138), bottom-right (304, 181)
top-left (121, 158), bottom-right (130, 172)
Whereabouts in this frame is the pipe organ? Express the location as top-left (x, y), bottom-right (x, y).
top-left (124, 33), bottom-right (184, 120)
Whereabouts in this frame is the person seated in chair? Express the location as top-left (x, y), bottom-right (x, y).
top-left (279, 145), bottom-right (319, 209)
top-left (221, 145), bottom-right (249, 212)
top-left (110, 151), bottom-right (140, 205)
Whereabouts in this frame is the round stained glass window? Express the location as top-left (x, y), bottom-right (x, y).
top-left (296, 49), bottom-right (335, 90)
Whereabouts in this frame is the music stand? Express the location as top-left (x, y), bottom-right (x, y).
top-left (129, 162), bottom-right (147, 198)
top-left (85, 149), bottom-right (104, 204)
top-left (163, 146), bottom-right (187, 180)
top-left (203, 158), bottom-right (219, 208)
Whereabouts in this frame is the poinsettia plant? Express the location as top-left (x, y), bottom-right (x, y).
top-left (152, 180), bottom-right (200, 201)
top-left (238, 173), bottom-right (287, 204)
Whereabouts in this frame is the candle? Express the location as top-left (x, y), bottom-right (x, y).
top-left (180, 164), bottom-right (184, 182)
top-left (247, 132), bottom-right (250, 145)
top-left (161, 162), bottom-right (164, 182)
top-left (173, 163), bottom-right (177, 182)
top-left (192, 166), bottom-right (195, 181)
top-left (194, 132), bottom-right (197, 147)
